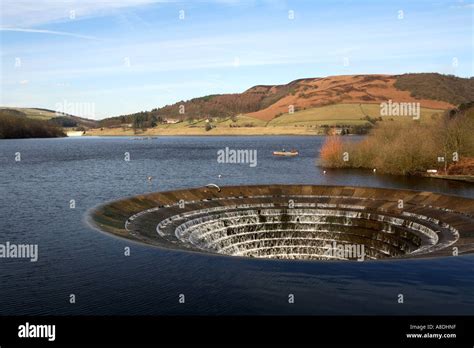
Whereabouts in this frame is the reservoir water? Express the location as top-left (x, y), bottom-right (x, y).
top-left (0, 136), bottom-right (473, 315)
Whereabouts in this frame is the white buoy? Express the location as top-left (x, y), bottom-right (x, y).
top-left (373, 168), bottom-right (376, 173)
top-left (147, 176), bottom-right (153, 182)
top-left (323, 170), bottom-right (327, 175)
top-left (218, 174), bottom-right (222, 178)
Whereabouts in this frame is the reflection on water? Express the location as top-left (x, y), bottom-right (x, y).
top-left (0, 136), bottom-right (472, 315)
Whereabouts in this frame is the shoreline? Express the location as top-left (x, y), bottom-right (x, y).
top-left (422, 174), bottom-right (474, 183)
top-left (2, 134), bottom-right (472, 183)
top-left (83, 133), bottom-right (323, 137)
top-left (83, 126), bottom-right (329, 137)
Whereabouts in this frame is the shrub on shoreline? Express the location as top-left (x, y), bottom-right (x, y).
top-left (320, 104), bottom-right (474, 175)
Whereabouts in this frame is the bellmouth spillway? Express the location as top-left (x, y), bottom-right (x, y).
top-left (88, 185), bottom-right (474, 261)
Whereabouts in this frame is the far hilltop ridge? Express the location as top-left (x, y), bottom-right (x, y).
top-left (106, 73), bottom-right (473, 122)
top-left (1, 72), bottom-right (473, 137)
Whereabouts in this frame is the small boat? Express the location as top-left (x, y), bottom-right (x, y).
top-left (273, 149), bottom-right (299, 157)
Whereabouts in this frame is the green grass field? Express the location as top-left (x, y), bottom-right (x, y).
top-left (214, 115), bottom-right (267, 127)
top-left (265, 103), bottom-right (445, 127)
top-left (1, 107), bottom-right (98, 128)
top-left (0, 107), bottom-right (59, 120)
top-left (150, 103), bottom-right (446, 131)
top-left (5, 102), bottom-right (447, 136)
top-left (157, 114), bottom-right (267, 129)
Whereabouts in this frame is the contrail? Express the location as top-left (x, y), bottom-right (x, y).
top-left (0, 27), bottom-right (99, 40)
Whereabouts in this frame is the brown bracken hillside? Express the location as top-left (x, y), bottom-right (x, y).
top-left (102, 73), bottom-right (473, 126)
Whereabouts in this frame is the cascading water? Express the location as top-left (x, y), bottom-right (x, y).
top-left (88, 185), bottom-right (474, 261)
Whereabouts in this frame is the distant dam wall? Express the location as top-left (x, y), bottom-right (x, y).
top-left (66, 131), bottom-right (84, 137)
top-left (88, 185), bottom-right (474, 261)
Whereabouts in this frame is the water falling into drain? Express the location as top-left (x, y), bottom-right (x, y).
top-left (88, 185), bottom-right (474, 261)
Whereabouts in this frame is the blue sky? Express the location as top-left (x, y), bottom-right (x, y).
top-left (1, 0), bottom-right (473, 119)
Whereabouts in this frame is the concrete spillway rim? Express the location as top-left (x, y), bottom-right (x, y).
top-left (84, 184), bottom-right (474, 264)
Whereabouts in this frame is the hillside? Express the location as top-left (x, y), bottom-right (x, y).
top-left (4, 73), bottom-right (471, 137)
top-left (244, 74), bottom-right (457, 121)
top-left (102, 73), bottom-right (472, 127)
top-left (0, 109), bottom-right (65, 139)
top-left (394, 73), bottom-right (474, 105)
top-left (0, 107), bottom-right (98, 128)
